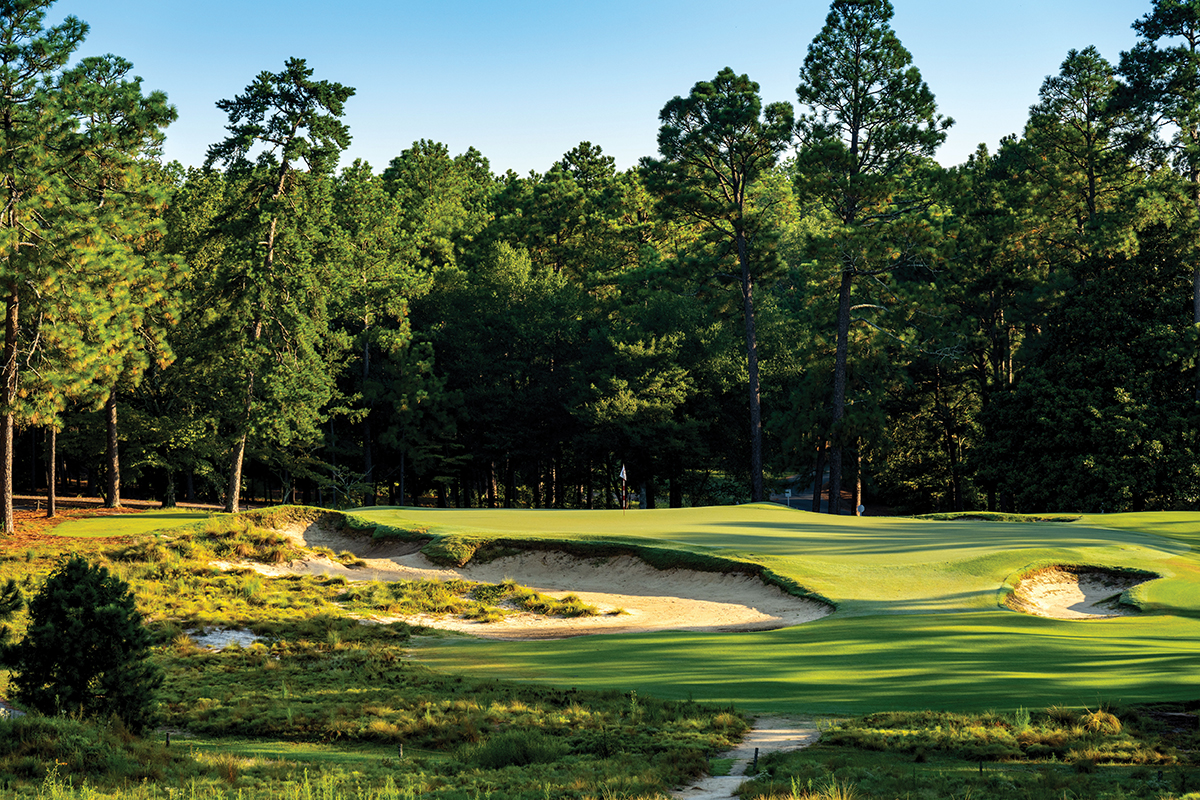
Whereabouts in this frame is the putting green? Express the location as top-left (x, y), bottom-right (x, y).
top-left (354, 504), bottom-right (1200, 713)
top-left (50, 508), bottom-right (212, 538)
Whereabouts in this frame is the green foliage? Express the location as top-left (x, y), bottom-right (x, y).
top-left (641, 66), bottom-right (794, 502)
top-left (3, 556), bottom-right (161, 733)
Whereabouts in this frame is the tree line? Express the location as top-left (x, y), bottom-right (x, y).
top-left (3, 0), bottom-right (1199, 531)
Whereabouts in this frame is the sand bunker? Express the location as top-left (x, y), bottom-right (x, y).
top-left (214, 522), bottom-right (831, 639)
top-left (189, 628), bottom-right (263, 650)
top-left (1007, 566), bottom-right (1154, 620)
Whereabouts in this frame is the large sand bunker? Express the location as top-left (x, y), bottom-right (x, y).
top-left (216, 522), bottom-right (831, 639)
top-left (1006, 566), bottom-right (1154, 620)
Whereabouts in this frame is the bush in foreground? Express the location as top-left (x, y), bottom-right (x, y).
top-left (3, 556), bottom-right (161, 733)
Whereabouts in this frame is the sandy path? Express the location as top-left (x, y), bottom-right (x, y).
top-left (1008, 567), bottom-right (1152, 619)
top-left (215, 523), bottom-right (831, 638)
top-left (672, 717), bottom-right (819, 800)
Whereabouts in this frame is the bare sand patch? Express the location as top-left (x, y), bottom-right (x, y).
top-left (214, 522), bottom-right (831, 638)
top-left (1007, 566), bottom-right (1154, 620)
top-left (189, 628), bottom-right (263, 650)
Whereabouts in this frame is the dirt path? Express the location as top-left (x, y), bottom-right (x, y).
top-left (672, 717), bottom-right (820, 800)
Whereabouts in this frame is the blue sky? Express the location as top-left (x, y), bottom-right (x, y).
top-left (52, 0), bottom-right (1150, 175)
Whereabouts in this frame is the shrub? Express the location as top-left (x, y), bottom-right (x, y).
top-left (2, 555), bottom-right (161, 733)
top-left (1082, 710), bottom-right (1122, 735)
top-left (460, 728), bottom-right (569, 768)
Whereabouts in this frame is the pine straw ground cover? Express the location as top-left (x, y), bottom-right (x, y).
top-left (0, 508), bottom-right (747, 799)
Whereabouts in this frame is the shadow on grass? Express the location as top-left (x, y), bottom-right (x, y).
top-left (415, 612), bottom-right (1200, 714)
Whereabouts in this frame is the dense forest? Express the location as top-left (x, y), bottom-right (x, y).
top-left (1, 0), bottom-right (1198, 531)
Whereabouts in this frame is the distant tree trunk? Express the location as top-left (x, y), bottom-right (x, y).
top-left (827, 267), bottom-right (853, 516)
top-left (398, 450), bottom-right (406, 507)
top-left (186, 469), bottom-right (195, 504)
top-left (362, 414), bottom-right (375, 507)
top-left (812, 442), bottom-right (826, 513)
top-left (586, 459), bottom-right (594, 510)
top-left (45, 427), bottom-right (56, 519)
top-left (487, 462), bottom-right (497, 508)
top-left (644, 473), bottom-right (656, 509)
top-left (105, 393), bottom-right (120, 508)
top-left (853, 444), bottom-right (862, 516)
top-left (738, 231), bottom-right (765, 503)
top-left (162, 471), bottom-right (176, 508)
top-left (505, 459), bottom-right (516, 508)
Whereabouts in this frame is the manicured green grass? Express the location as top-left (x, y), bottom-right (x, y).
top-left (50, 508), bottom-right (213, 537)
top-left (348, 504), bottom-right (1200, 714)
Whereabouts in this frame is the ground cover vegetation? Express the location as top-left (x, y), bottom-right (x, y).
top-left (0, 510), bottom-right (752, 798)
top-left (739, 706), bottom-right (1200, 800)
top-left (2, 505), bottom-right (1198, 798)
top-left (7, 0), bottom-right (1200, 519)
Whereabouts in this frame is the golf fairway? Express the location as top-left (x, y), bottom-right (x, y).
top-left (350, 504), bottom-right (1200, 713)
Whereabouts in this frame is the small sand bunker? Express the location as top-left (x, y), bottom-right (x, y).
top-left (1007, 566), bottom-right (1154, 620)
top-left (215, 521), bottom-right (831, 639)
top-left (190, 628), bottom-right (262, 649)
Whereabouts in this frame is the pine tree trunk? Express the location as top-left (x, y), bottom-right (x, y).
top-left (828, 267), bottom-right (854, 515)
top-left (487, 462), bottom-right (497, 509)
top-left (738, 230), bottom-right (764, 503)
top-left (46, 427), bottom-right (56, 518)
top-left (362, 336), bottom-right (375, 507)
top-left (1, 287), bottom-right (17, 534)
top-left (226, 432), bottom-right (247, 513)
top-left (105, 393), bottom-right (120, 508)
top-left (398, 449), bottom-right (406, 507)
top-left (853, 444), bottom-right (862, 516)
top-left (812, 442), bottom-right (825, 513)
top-left (162, 471), bottom-right (176, 508)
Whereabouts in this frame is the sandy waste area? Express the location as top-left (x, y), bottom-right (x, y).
top-left (212, 522), bottom-right (832, 639)
top-left (1007, 567), bottom-right (1152, 620)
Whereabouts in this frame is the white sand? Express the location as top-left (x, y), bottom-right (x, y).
top-left (212, 522), bottom-right (831, 639)
top-left (1007, 567), bottom-right (1151, 619)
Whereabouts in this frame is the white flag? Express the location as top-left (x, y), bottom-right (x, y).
top-left (619, 464), bottom-right (627, 481)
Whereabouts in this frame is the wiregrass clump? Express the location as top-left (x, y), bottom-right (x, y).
top-left (337, 576), bottom-right (599, 620)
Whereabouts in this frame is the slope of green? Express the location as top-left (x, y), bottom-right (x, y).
top-left (350, 504), bottom-right (1200, 713)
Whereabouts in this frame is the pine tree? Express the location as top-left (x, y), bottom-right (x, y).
top-left (794, 0), bottom-right (951, 513)
top-left (1120, 0), bottom-right (1200, 400)
top-left (204, 58), bottom-right (355, 512)
top-left (3, 555), bottom-right (160, 733)
top-left (0, 2), bottom-right (174, 532)
top-left (641, 67), bottom-right (794, 502)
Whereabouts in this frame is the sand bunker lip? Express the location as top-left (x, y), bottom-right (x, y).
top-left (1006, 566), bottom-right (1156, 620)
top-left (212, 522), bottom-right (832, 639)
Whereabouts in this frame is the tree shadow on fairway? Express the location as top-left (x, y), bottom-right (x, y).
top-left (434, 612), bottom-right (1200, 714)
top-left (846, 590), bottom-right (1001, 614)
